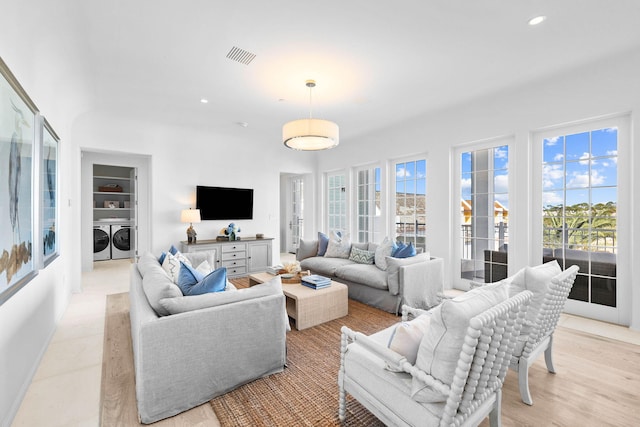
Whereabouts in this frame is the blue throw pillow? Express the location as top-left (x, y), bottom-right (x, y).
top-left (394, 242), bottom-right (416, 258)
top-left (169, 245), bottom-right (179, 255)
top-left (317, 232), bottom-right (329, 256)
top-left (183, 267), bottom-right (228, 296)
top-left (393, 241), bottom-right (406, 257)
top-left (158, 251), bottom-right (167, 265)
top-left (177, 261), bottom-right (206, 294)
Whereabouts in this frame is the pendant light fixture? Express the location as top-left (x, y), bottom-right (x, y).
top-left (283, 80), bottom-right (339, 151)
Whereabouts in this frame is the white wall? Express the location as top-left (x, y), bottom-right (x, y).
top-left (316, 46), bottom-right (640, 330)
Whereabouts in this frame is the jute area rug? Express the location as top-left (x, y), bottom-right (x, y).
top-left (101, 277), bottom-right (398, 426)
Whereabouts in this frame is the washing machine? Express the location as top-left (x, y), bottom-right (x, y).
top-left (93, 225), bottom-right (111, 261)
top-left (111, 224), bottom-right (131, 259)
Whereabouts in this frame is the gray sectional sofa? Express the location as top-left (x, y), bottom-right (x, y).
top-left (130, 252), bottom-right (287, 423)
top-left (296, 239), bottom-right (444, 314)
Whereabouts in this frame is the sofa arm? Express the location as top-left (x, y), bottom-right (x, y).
top-left (399, 256), bottom-right (444, 310)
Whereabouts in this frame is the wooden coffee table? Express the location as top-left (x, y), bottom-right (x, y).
top-left (249, 272), bottom-right (348, 330)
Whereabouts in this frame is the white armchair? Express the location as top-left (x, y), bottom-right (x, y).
top-left (509, 264), bottom-right (579, 405)
top-left (338, 286), bottom-right (532, 426)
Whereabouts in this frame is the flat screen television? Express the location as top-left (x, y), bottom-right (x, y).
top-left (196, 186), bottom-right (254, 220)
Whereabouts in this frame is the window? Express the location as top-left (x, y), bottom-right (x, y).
top-left (355, 166), bottom-right (382, 243)
top-left (542, 127), bottom-right (618, 307)
top-left (460, 145), bottom-right (509, 282)
top-left (327, 172), bottom-right (347, 236)
top-left (394, 159), bottom-right (426, 251)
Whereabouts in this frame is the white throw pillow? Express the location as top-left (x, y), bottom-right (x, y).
top-left (509, 260), bottom-right (561, 326)
top-left (325, 232), bottom-right (351, 258)
top-left (195, 260), bottom-right (213, 275)
top-left (374, 237), bottom-right (395, 271)
top-left (388, 314), bottom-right (432, 365)
top-left (161, 251), bottom-right (192, 284)
top-left (411, 280), bottom-right (509, 402)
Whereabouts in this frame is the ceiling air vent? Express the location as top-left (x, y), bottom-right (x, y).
top-left (226, 46), bottom-right (256, 65)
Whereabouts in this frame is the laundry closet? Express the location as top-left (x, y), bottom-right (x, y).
top-left (92, 164), bottom-right (135, 261)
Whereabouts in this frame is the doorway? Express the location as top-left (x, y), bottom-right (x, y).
top-left (81, 150), bottom-right (150, 272)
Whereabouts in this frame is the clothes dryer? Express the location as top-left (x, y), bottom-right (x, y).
top-left (93, 225), bottom-right (111, 261)
top-left (111, 224), bottom-right (131, 259)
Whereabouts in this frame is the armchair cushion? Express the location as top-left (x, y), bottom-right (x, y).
top-left (412, 280), bottom-right (509, 402)
top-left (387, 314), bottom-right (432, 364)
top-left (509, 260), bottom-right (561, 327)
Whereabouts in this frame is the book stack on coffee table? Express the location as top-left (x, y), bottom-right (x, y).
top-left (301, 274), bottom-right (331, 290)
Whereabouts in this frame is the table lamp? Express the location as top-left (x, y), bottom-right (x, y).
top-left (181, 208), bottom-right (201, 244)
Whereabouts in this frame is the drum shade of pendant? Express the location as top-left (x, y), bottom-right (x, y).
top-left (283, 80), bottom-right (339, 151)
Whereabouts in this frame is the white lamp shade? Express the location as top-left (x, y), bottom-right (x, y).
top-left (181, 209), bottom-right (201, 223)
top-left (283, 118), bottom-right (339, 151)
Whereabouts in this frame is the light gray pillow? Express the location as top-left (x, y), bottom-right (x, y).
top-left (159, 275), bottom-right (283, 315)
top-left (141, 264), bottom-right (183, 316)
top-left (296, 239), bottom-right (318, 261)
top-left (137, 252), bottom-right (162, 277)
top-left (385, 252), bottom-right (429, 295)
top-left (325, 232), bottom-right (351, 258)
top-left (374, 237), bottom-right (395, 271)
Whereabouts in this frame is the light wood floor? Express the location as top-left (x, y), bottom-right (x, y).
top-left (12, 257), bottom-right (640, 426)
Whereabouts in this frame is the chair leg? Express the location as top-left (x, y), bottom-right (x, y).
top-left (489, 389), bottom-right (502, 427)
top-left (518, 362), bottom-right (533, 406)
top-left (544, 335), bottom-right (556, 374)
top-left (338, 329), bottom-right (348, 421)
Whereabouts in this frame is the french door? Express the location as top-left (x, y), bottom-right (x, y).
top-left (285, 176), bottom-right (304, 254)
top-left (533, 115), bottom-right (629, 325)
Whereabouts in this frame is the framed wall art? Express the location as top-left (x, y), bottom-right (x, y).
top-left (0, 58), bottom-right (38, 305)
top-left (42, 118), bottom-right (59, 266)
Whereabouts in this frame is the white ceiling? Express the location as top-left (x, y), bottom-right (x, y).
top-left (72, 0), bottom-right (640, 143)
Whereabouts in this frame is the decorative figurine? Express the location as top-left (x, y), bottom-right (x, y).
top-left (187, 225), bottom-right (197, 243)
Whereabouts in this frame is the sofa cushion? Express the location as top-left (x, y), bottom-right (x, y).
top-left (394, 242), bottom-right (417, 258)
top-left (349, 246), bottom-right (375, 264)
top-left (385, 253), bottom-right (429, 296)
top-left (325, 232), bottom-right (351, 258)
top-left (138, 252), bottom-right (163, 277)
top-left (411, 280), bottom-right (509, 402)
top-left (161, 251), bottom-right (192, 283)
top-left (297, 239), bottom-right (318, 261)
top-left (140, 259), bottom-right (184, 316)
top-left (374, 237), bottom-right (397, 271)
top-left (388, 314), bottom-right (432, 365)
top-left (159, 275), bottom-right (283, 315)
top-left (317, 232), bottom-right (329, 256)
top-left (177, 261), bottom-right (206, 293)
top-left (335, 264), bottom-right (388, 290)
top-left (300, 256), bottom-right (354, 277)
top-left (509, 260), bottom-right (561, 327)
top-left (179, 265), bottom-right (228, 296)
top-left (183, 251), bottom-right (217, 271)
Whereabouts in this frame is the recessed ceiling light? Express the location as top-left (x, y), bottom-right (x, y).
top-left (236, 121), bottom-right (249, 128)
top-left (200, 98), bottom-right (209, 104)
top-left (528, 15), bottom-right (547, 26)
